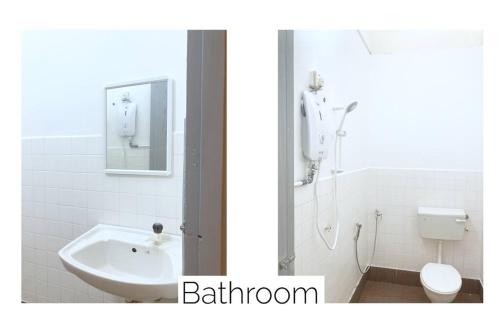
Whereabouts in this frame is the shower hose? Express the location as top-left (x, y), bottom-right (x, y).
top-left (313, 133), bottom-right (342, 251)
top-left (312, 132), bottom-right (382, 272)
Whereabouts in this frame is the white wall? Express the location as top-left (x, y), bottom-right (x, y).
top-left (363, 45), bottom-right (483, 282)
top-left (293, 30), bottom-right (483, 302)
top-left (21, 133), bottom-right (184, 303)
top-left (295, 169), bottom-right (370, 302)
top-left (22, 30), bottom-right (187, 136)
top-left (21, 31), bottom-right (187, 303)
top-left (293, 31), bottom-right (372, 302)
top-left (367, 47), bottom-right (483, 170)
top-left (294, 30), bottom-right (371, 181)
top-left (367, 168), bottom-right (483, 280)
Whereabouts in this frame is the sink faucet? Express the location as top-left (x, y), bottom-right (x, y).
top-left (152, 223), bottom-right (163, 234)
top-left (152, 223), bottom-right (164, 245)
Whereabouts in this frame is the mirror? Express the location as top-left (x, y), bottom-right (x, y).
top-left (105, 77), bottom-right (173, 176)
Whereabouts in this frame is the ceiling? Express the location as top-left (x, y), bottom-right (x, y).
top-left (358, 30), bottom-right (483, 55)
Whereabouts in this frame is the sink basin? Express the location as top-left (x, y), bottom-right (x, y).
top-left (58, 224), bottom-right (182, 301)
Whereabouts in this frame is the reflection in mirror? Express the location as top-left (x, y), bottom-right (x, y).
top-left (105, 78), bottom-right (172, 175)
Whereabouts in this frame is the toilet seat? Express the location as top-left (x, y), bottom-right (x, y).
top-left (420, 263), bottom-right (462, 295)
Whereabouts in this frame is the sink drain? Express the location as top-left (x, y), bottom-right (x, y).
top-left (131, 248), bottom-right (137, 253)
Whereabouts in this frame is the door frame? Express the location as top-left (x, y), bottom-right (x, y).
top-left (278, 30), bottom-right (295, 275)
top-left (183, 30), bottom-right (226, 275)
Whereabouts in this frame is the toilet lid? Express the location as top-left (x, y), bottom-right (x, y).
top-left (420, 263), bottom-right (462, 294)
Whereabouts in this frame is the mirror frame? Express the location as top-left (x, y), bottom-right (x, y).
top-left (104, 76), bottom-right (173, 176)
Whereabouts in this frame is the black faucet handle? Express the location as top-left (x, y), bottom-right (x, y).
top-left (152, 223), bottom-right (163, 234)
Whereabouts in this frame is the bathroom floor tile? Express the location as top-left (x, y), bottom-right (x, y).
top-left (357, 281), bottom-right (482, 303)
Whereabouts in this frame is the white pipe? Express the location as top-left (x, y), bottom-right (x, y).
top-left (437, 240), bottom-right (443, 264)
top-left (121, 137), bottom-right (128, 169)
top-left (337, 137), bottom-right (343, 171)
top-left (337, 110), bottom-right (349, 135)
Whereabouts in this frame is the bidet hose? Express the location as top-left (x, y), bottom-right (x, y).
top-left (355, 210), bottom-right (382, 274)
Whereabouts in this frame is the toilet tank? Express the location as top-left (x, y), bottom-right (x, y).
top-left (417, 207), bottom-right (467, 241)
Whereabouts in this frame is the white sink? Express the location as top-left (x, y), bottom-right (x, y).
top-left (58, 224), bottom-right (181, 301)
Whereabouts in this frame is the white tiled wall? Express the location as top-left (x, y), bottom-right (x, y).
top-left (367, 168), bottom-right (483, 281)
top-left (295, 168), bottom-right (483, 302)
top-left (21, 132), bottom-right (184, 303)
top-left (294, 169), bottom-right (370, 303)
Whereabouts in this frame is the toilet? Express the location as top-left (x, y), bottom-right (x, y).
top-left (420, 262), bottom-right (462, 303)
top-left (417, 207), bottom-right (468, 303)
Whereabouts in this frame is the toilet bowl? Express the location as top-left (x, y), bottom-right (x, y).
top-left (417, 207), bottom-right (468, 303)
top-left (420, 262), bottom-right (462, 303)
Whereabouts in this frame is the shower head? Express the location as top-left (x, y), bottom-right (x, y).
top-left (337, 101), bottom-right (358, 134)
top-left (346, 101), bottom-right (358, 113)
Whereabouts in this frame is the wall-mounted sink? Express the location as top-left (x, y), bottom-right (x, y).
top-left (58, 224), bottom-right (181, 301)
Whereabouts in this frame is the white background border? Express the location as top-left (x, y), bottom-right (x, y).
top-left (2, 0), bottom-right (498, 332)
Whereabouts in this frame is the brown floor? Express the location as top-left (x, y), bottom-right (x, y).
top-left (358, 281), bottom-right (482, 303)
